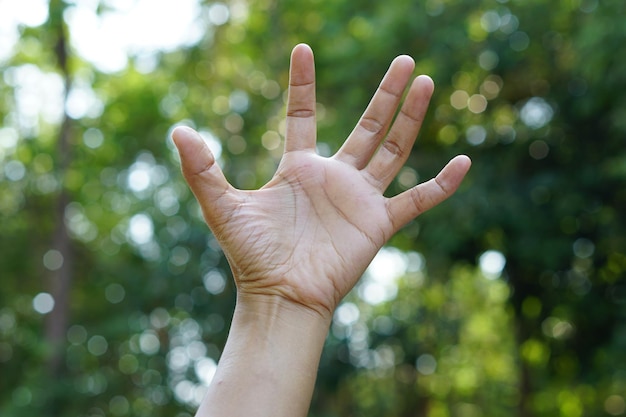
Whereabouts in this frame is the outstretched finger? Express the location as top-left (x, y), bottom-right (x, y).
top-left (285, 44), bottom-right (317, 153)
top-left (386, 155), bottom-right (471, 230)
top-left (364, 75), bottom-right (434, 191)
top-left (172, 126), bottom-right (236, 221)
top-left (334, 55), bottom-right (415, 169)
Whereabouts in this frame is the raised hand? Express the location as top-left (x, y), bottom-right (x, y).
top-left (172, 44), bottom-right (470, 320)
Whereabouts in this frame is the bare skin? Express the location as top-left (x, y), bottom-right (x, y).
top-left (172, 43), bottom-right (471, 417)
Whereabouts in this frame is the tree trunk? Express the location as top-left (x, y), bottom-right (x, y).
top-left (45, 0), bottom-right (74, 378)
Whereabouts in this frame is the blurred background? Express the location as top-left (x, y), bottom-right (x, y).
top-left (1, 0), bottom-right (625, 416)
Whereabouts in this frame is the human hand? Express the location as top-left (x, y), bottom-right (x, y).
top-left (172, 44), bottom-right (470, 321)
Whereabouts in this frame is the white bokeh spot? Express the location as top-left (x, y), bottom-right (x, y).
top-left (479, 250), bottom-right (506, 279)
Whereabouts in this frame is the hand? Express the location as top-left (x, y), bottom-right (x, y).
top-left (172, 44), bottom-right (470, 320)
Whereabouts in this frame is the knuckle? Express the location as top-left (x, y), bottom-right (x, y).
top-left (409, 188), bottom-right (429, 214)
top-left (399, 108), bottom-right (424, 124)
top-left (185, 157), bottom-right (216, 180)
top-left (434, 176), bottom-right (450, 195)
top-left (382, 138), bottom-right (405, 158)
top-left (359, 116), bottom-right (385, 135)
top-left (287, 108), bottom-right (315, 118)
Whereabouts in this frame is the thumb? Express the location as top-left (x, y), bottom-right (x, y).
top-left (172, 126), bottom-right (234, 213)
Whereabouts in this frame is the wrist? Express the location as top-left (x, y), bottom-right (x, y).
top-left (234, 275), bottom-right (340, 324)
top-left (234, 291), bottom-right (334, 332)
top-left (196, 292), bottom-right (331, 417)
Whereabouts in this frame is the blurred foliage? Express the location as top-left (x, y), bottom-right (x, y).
top-left (1, 0), bottom-right (625, 416)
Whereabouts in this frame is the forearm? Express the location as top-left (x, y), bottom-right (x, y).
top-left (194, 293), bottom-right (331, 417)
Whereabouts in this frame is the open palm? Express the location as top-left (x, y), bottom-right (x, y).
top-left (172, 44), bottom-right (470, 318)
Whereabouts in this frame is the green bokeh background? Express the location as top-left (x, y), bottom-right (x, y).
top-left (1, 0), bottom-right (625, 416)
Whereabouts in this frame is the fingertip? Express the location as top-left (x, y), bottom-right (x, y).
top-left (389, 55), bottom-right (416, 77)
top-left (172, 126), bottom-right (211, 161)
top-left (289, 43), bottom-right (316, 84)
top-left (292, 43), bottom-right (314, 59)
top-left (394, 54), bottom-right (415, 66)
top-left (294, 43), bottom-right (312, 51)
top-left (439, 154), bottom-right (472, 191)
top-left (453, 154), bottom-right (472, 175)
top-left (172, 125), bottom-right (201, 149)
top-left (414, 74), bottom-right (435, 95)
top-left (171, 126), bottom-right (216, 174)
